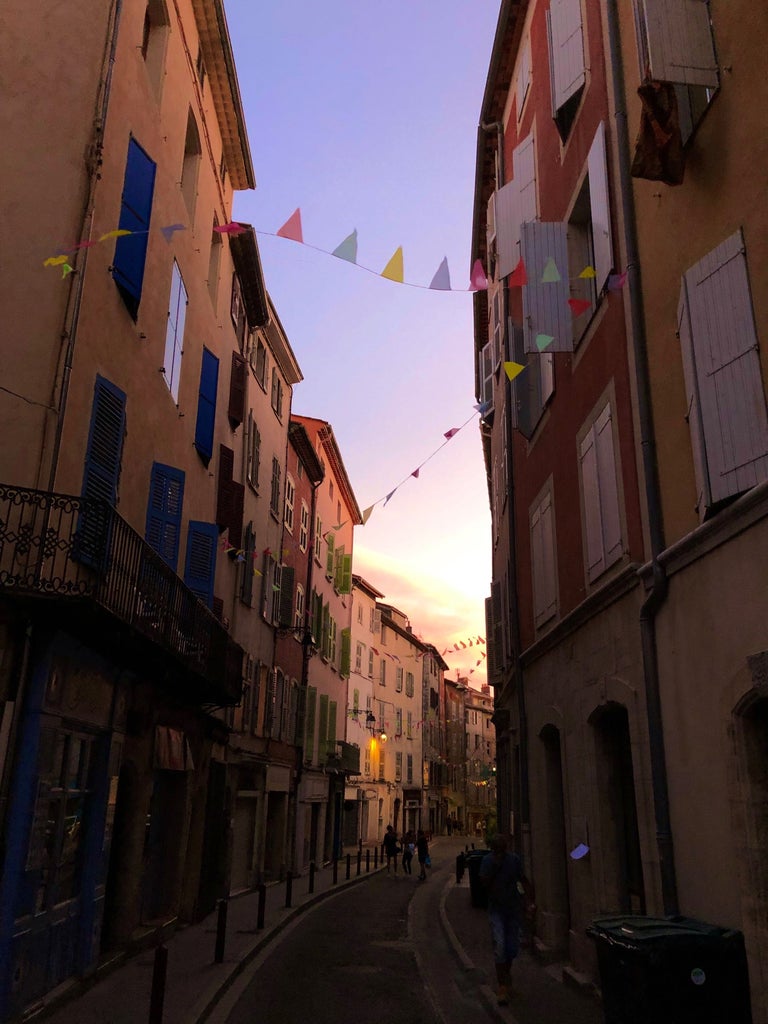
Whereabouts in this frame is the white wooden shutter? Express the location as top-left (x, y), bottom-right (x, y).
top-left (532, 493), bottom-right (557, 626)
top-left (642, 0), bottom-right (719, 88)
top-left (684, 230), bottom-right (768, 504)
top-left (549, 0), bottom-right (586, 112)
top-left (516, 38), bottom-right (532, 120)
top-left (677, 282), bottom-right (711, 515)
top-left (492, 288), bottom-right (504, 366)
top-left (480, 340), bottom-right (494, 408)
top-left (587, 121), bottom-right (614, 292)
top-left (495, 179), bottom-right (519, 279)
top-left (595, 404), bottom-right (623, 566)
top-left (487, 190), bottom-right (497, 247)
top-left (521, 221), bottom-right (572, 352)
top-left (515, 134), bottom-right (537, 231)
top-left (580, 427), bottom-right (605, 579)
top-left (541, 353), bottom-right (555, 406)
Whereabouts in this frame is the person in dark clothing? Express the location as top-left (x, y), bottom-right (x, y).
top-left (381, 825), bottom-right (399, 874)
top-left (479, 834), bottom-right (534, 1006)
top-left (416, 830), bottom-right (429, 880)
top-left (401, 830), bottom-right (415, 874)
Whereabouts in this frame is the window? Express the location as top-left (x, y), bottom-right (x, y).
top-left (406, 672), bottom-right (414, 697)
top-left (284, 475), bottom-right (295, 531)
top-left (250, 338), bottom-right (267, 389)
top-left (216, 445), bottom-right (244, 548)
top-left (194, 347), bottom-right (219, 463)
top-left (510, 320), bottom-right (554, 439)
top-left (678, 230), bottom-right (768, 517)
top-left (395, 751), bottom-right (403, 782)
top-left (395, 667), bottom-right (403, 692)
top-left (180, 109), bottom-right (201, 218)
top-left (112, 138), bottom-right (156, 319)
top-left (261, 554), bottom-right (281, 624)
top-left (270, 366), bottom-right (283, 418)
top-left (145, 462), bottom-right (184, 570)
top-left (355, 642), bottom-right (364, 674)
top-left (228, 352), bottom-right (246, 426)
top-left (240, 521), bottom-right (256, 606)
top-left (406, 711), bottom-right (413, 738)
top-left (406, 754), bottom-right (413, 784)
top-left (246, 413), bottom-right (260, 489)
top-left (231, 274), bottom-right (247, 350)
top-left (579, 402), bottom-right (623, 581)
top-left (530, 488), bottom-right (558, 627)
top-left (299, 501), bottom-right (309, 551)
top-left (270, 456), bottom-right (282, 517)
top-left (184, 521), bottom-right (218, 608)
top-left (277, 565), bottom-right (294, 628)
top-left (208, 219), bottom-right (221, 307)
top-left (140, 0), bottom-right (169, 97)
top-left (547, 0), bottom-right (586, 139)
top-left (314, 516), bottom-right (322, 561)
top-left (368, 650), bottom-right (374, 678)
top-left (78, 376), bottom-right (126, 565)
top-left (162, 262), bottom-right (187, 402)
top-left (357, 604), bottom-right (364, 624)
top-left (379, 659), bottom-right (387, 687)
top-left (295, 583), bottom-right (305, 629)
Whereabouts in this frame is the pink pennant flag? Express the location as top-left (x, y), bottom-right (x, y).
top-left (568, 298), bottom-right (592, 316)
top-left (469, 259), bottom-right (488, 291)
top-left (214, 222), bottom-right (247, 235)
top-left (372, 647), bottom-right (379, 656)
top-left (411, 468), bottom-right (420, 479)
top-left (608, 270), bottom-right (628, 291)
top-left (276, 208), bottom-right (303, 243)
top-left (263, 547), bottom-right (272, 555)
top-left (443, 428), bottom-right (459, 440)
top-left (508, 258), bottom-right (527, 287)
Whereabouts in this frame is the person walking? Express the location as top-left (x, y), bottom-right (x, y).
top-left (416, 829), bottom-right (430, 880)
top-left (381, 825), bottom-right (400, 874)
top-left (401, 831), bottom-right (415, 874)
top-left (479, 834), bottom-right (534, 1005)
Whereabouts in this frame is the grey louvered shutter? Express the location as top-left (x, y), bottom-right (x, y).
top-left (588, 121), bottom-right (614, 292)
top-left (549, 0), bottom-right (585, 112)
top-left (522, 221), bottom-right (572, 352)
top-left (683, 230), bottom-right (768, 507)
top-left (642, 0), bottom-right (719, 88)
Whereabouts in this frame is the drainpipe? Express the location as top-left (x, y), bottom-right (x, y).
top-left (480, 119), bottom-right (531, 859)
top-left (605, 0), bottom-right (678, 916)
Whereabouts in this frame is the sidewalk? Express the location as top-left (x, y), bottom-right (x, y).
top-left (30, 850), bottom-right (385, 1024)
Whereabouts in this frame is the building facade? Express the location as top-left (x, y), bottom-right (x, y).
top-left (464, 684), bottom-right (496, 839)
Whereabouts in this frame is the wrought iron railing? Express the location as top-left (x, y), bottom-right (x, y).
top-left (0, 484), bottom-right (242, 703)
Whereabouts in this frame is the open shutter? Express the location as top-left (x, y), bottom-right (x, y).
top-left (305, 687), bottom-right (317, 760)
top-left (318, 694), bottom-right (329, 760)
top-left (595, 405), bottom-right (623, 566)
top-left (216, 445), bottom-right (234, 533)
top-left (334, 545), bottom-right (345, 590)
top-left (516, 38), bottom-right (532, 118)
top-left (340, 628), bottom-right (351, 677)
top-left (580, 426), bottom-right (606, 579)
top-left (515, 133), bottom-right (537, 231)
top-left (194, 348), bottom-right (219, 461)
top-left (184, 521), bottom-right (218, 608)
top-left (588, 121), bottom-right (614, 292)
top-left (163, 262), bottom-right (187, 402)
top-left (339, 553), bottom-right (352, 595)
top-left (279, 566), bottom-right (295, 627)
top-left (642, 0), bottom-right (719, 88)
top-left (82, 376), bottom-right (126, 507)
top-left (522, 221), bottom-right (572, 352)
top-left (677, 282), bottom-right (711, 514)
top-left (549, 0), bottom-right (585, 111)
top-left (684, 230), bottom-right (768, 505)
top-left (495, 179), bottom-right (520, 279)
top-left (228, 352), bottom-right (246, 425)
top-left (113, 137), bottom-right (156, 316)
top-left (145, 462), bottom-right (184, 570)
top-left (325, 532), bottom-right (335, 577)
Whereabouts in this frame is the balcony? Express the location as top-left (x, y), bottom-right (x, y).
top-left (0, 484), bottom-right (243, 705)
top-left (325, 740), bottom-right (360, 775)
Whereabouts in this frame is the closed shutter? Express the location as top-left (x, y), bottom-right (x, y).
top-left (318, 694), bottom-right (329, 760)
top-left (339, 553), bottom-right (352, 595)
top-left (340, 628), bottom-right (351, 677)
top-left (485, 598), bottom-right (497, 683)
top-left (684, 230), bottom-right (768, 506)
top-left (113, 137), bottom-right (156, 317)
top-left (328, 701), bottom-right (337, 757)
top-left (522, 221), bottom-right (572, 352)
top-left (540, 493), bottom-right (557, 622)
top-left (183, 521), bottom-right (218, 608)
top-left (549, 0), bottom-right (585, 112)
top-left (145, 462), bottom-right (185, 570)
top-left (194, 348), bottom-right (219, 461)
top-left (495, 179), bottom-right (520, 279)
top-left (677, 283), bottom-right (711, 513)
top-left (587, 121), bottom-right (614, 292)
top-left (595, 405), bottom-right (623, 566)
top-left (78, 376), bottom-right (126, 566)
top-left (580, 426), bottom-right (606, 579)
top-left (240, 521), bottom-right (256, 605)
top-left (305, 686), bottom-right (317, 760)
top-left (325, 533), bottom-right (335, 576)
top-left (163, 262), bottom-right (187, 402)
top-left (228, 352), bottom-right (246, 425)
top-left (216, 445), bottom-right (235, 533)
top-left (642, 0), bottom-right (719, 88)
top-left (279, 566), bottom-right (295, 627)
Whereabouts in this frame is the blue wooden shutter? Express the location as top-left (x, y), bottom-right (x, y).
top-left (522, 221), bottom-right (572, 352)
top-left (183, 521), bottom-right (218, 607)
top-left (82, 375), bottom-right (127, 507)
top-left (194, 347), bottom-right (219, 461)
top-left (113, 138), bottom-right (156, 317)
top-left (145, 462), bottom-right (185, 570)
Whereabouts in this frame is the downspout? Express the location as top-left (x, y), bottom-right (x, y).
top-left (605, 0), bottom-right (678, 915)
top-left (481, 118), bottom-right (530, 857)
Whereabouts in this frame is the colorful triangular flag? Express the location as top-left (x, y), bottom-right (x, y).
top-left (429, 256), bottom-right (451, 290)
top-left (443, 428), bottom-right (459, 440)
top-left (469, 259), bottom-right (488, 291)
top-left (276, 209), bottom-right (303, 242)
top-left (541, 258), bottom-right (561, 283)
top-left (161, 223), bottom-right (186, 243)
top-left (381, 246), bottom-right (404, 282)
top-left (43, 254), bottom-right (70, 267)
top-left (361, 505), bottom-right (374, 525)
top-left (608, 270), bottom-right (628, 291)
top-left (99, 228), bottom-right (132, 241)
top-left (411, 468), bottom-right (420, 479)
top-left (535, 334), bottom-right (554, 351)
top-left (504, 361), bottom-right (525, 381)
top-left (61, 263), bottom-right (74, 278)
top-left (568, 298), bottom-right (592, 316)
top-left (331, 228), bottom-right (357, 263)
top-left (383, 488), bottom-right (397, 506)
top-left (578, 265), bottom-right (596, 279)
top-left (508, 258), bottom-right (528, 287)
top-left (214, 222), bottom-right (247, 235)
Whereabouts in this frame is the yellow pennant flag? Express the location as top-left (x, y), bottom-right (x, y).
top-left (504, 361), bottom-right (525, 381)
top-left (380, 246), bottom-right (404, 283)
top-left (99, 228), bottom-right (132, 241)
top-left (43, 254), bottom-right (69, 267)
top-left (578, 265), bottom-right (596, 279)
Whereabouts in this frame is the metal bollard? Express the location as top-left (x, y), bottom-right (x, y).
top-left (257, 883), bottom-right (266, 930)
top-left (333, 858), bottom-right (338, 884)
top-left (309, 860), bottom-right (316, 894)
top-left (346, 853), bottom-right (351, 880)
top-left (214, 898), bottom-right (228, 963)
top-left (356, 850), bottom-right (362, 876)
top-left (366, 850), bottom-right (370, 873)
top-left (149, 944), bottom-right (168, 1024)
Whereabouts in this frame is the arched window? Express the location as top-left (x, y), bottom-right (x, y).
top-left (180, 109), bottom-right (201, 217)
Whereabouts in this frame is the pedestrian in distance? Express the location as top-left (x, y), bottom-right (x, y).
top-left (479, 833), bottom-right (535, 1006)
top-left (416, 829), bottom-right (430, 880)
top-left (402, 830), bottom-right (415, 874)
top-left (382, 825), bottom-right (400, 874)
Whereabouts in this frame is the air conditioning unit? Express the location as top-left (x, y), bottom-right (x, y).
top-left (405, 800), bottom-right (419, 809)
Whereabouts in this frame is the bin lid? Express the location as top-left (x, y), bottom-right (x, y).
top-left (588, 915), bottom-right (731, 946)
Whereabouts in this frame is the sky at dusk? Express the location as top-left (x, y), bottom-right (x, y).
top-left (225, 1), bottom-right (500, 686)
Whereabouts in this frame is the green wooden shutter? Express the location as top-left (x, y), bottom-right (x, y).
top-left (339, 553), bottom-right (352, 595)
top-left (328, 700), bottom-right (337, 760)
top-left (325, 533), bottom-right (335, 576)
top-left (305, 686), bottom-right (317, 761)
top-left (318, 694), bottom-right (329, 759)
top-left (340, 628), bottom-right (351, 678)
